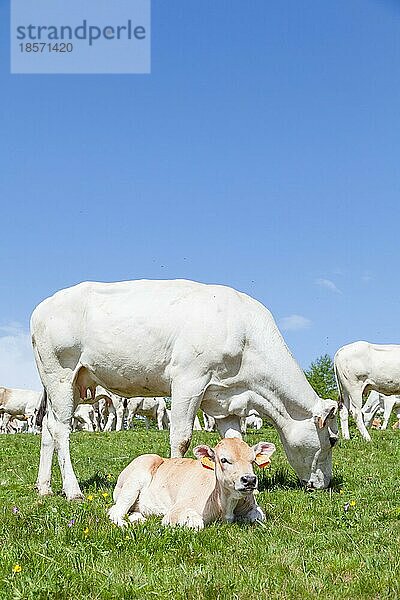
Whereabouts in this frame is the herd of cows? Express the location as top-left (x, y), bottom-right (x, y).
top-left (1, 279), bottom-right (400, 529)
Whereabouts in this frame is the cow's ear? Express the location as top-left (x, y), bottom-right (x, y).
top-left (313, 399), bottom-right (338, 429)
top-left (193, 445), bottom-right (215, 470)
top-left (252, 442), bottom-right (276, 468)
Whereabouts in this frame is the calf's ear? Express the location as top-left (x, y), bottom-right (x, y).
top-left (313, 399), bottom-right (338, 429)
top-left (193, 445), bottom-right (215, 470)
top-left (252, 442), bottom-right (276, 468)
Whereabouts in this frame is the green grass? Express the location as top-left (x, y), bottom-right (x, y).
top-left (1, 424), bottom-right (399, 600)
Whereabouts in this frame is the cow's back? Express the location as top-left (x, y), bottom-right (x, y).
top-left (141, 458), bottom-right (215, 514)
top-left (0, 388), bottom-right (40, 415)
top-left (30, 279), bottom-right (270, 397)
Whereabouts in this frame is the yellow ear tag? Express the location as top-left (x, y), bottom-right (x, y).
top-left (201, 457), bottom-right (215, 470)
top-left (255, 454), bottom-right (271, 469)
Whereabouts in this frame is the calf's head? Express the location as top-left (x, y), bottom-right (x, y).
top-left (193, 438), bottom-right (275, 497)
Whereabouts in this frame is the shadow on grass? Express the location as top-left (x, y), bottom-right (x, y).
top-left (258, 467), bottom-right (300, 491)
top-left (79, 472), bottom-right (115, 492)
top-left (257, 468), bottom-right (344, 493)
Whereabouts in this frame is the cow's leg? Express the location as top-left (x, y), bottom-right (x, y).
top-left (216, 415), bottom-right (242, 439)
top-left (1, 412), bottom-right (11, 434)
top-left (108, 459), bottom-right (155, 527)
top-left (162, 410), bottom-right (170, 430)
top-left (109, 478), bottom-right (143, 526)
top-left (104, 408), bottom-right (116, 432)
top-left (381, 399), bottom-right (395, 430)
top-left (156, 408), bottom-right (164, 430)
top-left (162, 505), bottom-right (204, 530)
top-left (203, 413), bottom-right (215, 432)
top-left (115, 402), bottom-right (125, 432)
top-left (36, 412), bottom-right (55, 495)
top-left (44, 383), bottom-right (83, 500)
top-left (170, 379), bottom-right (208, 457)
top-left (349, 396), bottom-right (371, 441)
top-left (86, 417), bottom-right (95, 432)
top-left (339, 405), bottom-right (350, 440)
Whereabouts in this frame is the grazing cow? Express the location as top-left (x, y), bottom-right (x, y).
top-left (335, 341), bottom-right (400, 441)
top-left (72, 404), bottom-right (99, 432)
top-left (362, 390), bottom-right (400, 431)
top-left (240, 410), bottom-right (263, 434)
top-left (108, 437), bottom-right (275, 529)
top-left (127, 397), bottom-right (169, 431)
top-left (31, 279), bottom-right (338, 499)
top-left (95, 387), bottom-right (126, 432)
top-left (0, 387), bottom-right (42, 434)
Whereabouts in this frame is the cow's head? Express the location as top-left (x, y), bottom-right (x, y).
top-left (193, 438), bottom-right (276, 497)
top-left (279, 398), bottom-right (338, 490)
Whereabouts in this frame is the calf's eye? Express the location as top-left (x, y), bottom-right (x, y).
top-left (220, 458), bottom-right (230, 464)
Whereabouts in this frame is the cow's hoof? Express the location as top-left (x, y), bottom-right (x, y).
top-left (36, 484), bottom-right (53, 496)
top-left (64, 490), bottom-right (84, 501)
top-left (108, 506), bottom-right (126, 527)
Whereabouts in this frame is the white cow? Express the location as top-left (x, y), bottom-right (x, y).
top-left (31, 279), bottom-right (338, 499)
top-left (127, 397), bottom-right (169, 430)
top-left (72, 404), bottom-right (99, 432)
top-left (95, 387), bottom-right (126, 432)
top-left (0, 387), bottom-right (42, 434)
top-left (362, 390), bottom-right (400, 430)
top-left (241, 413), bottom-right (263, 434)
top-left (108, 437), bottom-right (276, 529)
top-left (335, 341), bottom-right (400, 441)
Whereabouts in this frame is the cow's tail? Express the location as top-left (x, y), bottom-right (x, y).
top-left (35, 389), bottom-right (47, 428)
top-left (333, 358), bottom-right (344, 410)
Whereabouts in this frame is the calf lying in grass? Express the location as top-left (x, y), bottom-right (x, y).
top-left (108, 438), bottom-right (275, 529)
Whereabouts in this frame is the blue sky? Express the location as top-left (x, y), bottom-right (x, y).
top-left (1, 0), bottom-right (400, 389)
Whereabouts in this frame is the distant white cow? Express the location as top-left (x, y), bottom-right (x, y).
top-left (95, 387), bottom-right (126, 432)
top-left (334, 341), bottom-right (400, 441)
top-left (108, 437), bottom-right (276, 529)
top-left (1, 416), bottom-right (28, 434)
top-left (127, 397), bottom-right (169, 430)
top-left (243, 415), bottom-right (263, 433)
top-left (362, 391), bottom-right (400, 430)
top-left (73, 404), bottom-right (99, 432)
top-left (0, 387), bottom-right (42, 434)
top-left (240, 410), bottom-right (263, 434)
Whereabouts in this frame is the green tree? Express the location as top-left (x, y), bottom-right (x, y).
top-left (305, 354), bottom-right (338, 400)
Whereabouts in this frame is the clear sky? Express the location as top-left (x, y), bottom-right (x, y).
top-left (1, 0), bottom-right (399, 389)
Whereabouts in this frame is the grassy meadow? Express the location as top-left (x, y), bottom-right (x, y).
top-left (1, 423), bottom-right (399, 599)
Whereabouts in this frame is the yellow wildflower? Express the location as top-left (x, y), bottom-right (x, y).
top-left (12, 565), bottom-right (22, 573)
top-left (102, 492), bottom-right (109, 499)
top-left (349, 500), bottom-right (356, 507)
top-left (339, 490), bottom-right (344, 495)
top-left (83, 527), bottom-right (89, 535)
top-left (87, 494), bottom-right (94, 501)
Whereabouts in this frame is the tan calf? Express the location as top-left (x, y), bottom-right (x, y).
top-left (108, 438), bottom-right (275, 529)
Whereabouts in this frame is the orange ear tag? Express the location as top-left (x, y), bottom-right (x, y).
top-left (255, 454), bottom-right (271, 469)
top-left (200, 457), bottom-right (215, 470)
